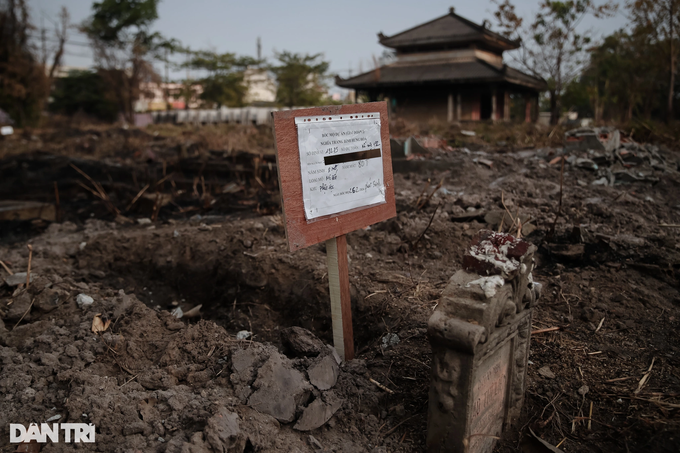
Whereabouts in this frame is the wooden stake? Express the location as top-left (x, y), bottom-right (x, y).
top-left (531, 326), bottom-right (560, 335)
top-left (0, 260), bottom-right (14, 275)
top-left (25, 244), bottom-right (33, 288)
top-left (53, 181), bottom-right (60, 222)
top-left (326, 235), bottom-right (354, 361)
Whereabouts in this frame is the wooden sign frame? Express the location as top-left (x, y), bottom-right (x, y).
top-left (272, 101), bottom-right (396, 360)
top-left (272, 102), bottom-right (396, 252)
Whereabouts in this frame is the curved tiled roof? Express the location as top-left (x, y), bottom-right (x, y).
top-left (336, 59), bottom-right (546, 91)
top-left (378, 11), bottom-right (519, 52)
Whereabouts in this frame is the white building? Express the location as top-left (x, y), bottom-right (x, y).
top-left (243, 67), bottom-right (276, 105)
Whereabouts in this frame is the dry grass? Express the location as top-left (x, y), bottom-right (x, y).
top-left (390, 118), bottom-right (567, 149)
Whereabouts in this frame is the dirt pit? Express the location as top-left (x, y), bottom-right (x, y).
top-left (1, 124), bottom-right (680, 452)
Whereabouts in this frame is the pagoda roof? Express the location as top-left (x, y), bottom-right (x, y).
top-left (378, 9), bottom-right (520, 52)
top-left (336, 59), bottom-right (546, 92)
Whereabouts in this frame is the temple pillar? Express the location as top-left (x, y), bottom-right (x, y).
top-left (524, 95), bottom-right (531, 123)
top-left (456, 93), bottom-right (462, 121)
top-left (504, 92), bottom-right (511, 122)
top-left (448, 93), bottom-right (454, 123)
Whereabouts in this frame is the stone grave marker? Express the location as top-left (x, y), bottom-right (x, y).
top-left (427, 231), bottom-right (542, 452)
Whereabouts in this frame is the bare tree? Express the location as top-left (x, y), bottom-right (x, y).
top-left (493, 0), bottom-right (616, 124)
top-left (46, 7), bottom-right (69, 81)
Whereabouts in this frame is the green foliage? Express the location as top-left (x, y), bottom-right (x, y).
top-left (564, 26), bottom-right (674, 122)
top-left (561, 77), bottom-right (592, 117)
top-left (49, 70), bottom-right (118, 122)
top-left (82, 0), bottom-right (173, 121)
top-left (199, 73), bottom-right (246, 107)
top-left (86, 0), bottom-right (160, 43)
top-left (270, 52), bottom-right (330, 107)
top-left (183, 50), bottom-right (257, 108)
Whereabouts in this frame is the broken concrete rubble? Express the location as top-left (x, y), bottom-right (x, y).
top-left (281, 326), bottom-right (326, 357)
top-left (204, 407), bottom-right (247, 453)
top-left (563, 127), bottom-right (674, 185)
top-left (2, 272), bottom-right (33, 286)
top-left (308, 353), bottom-right (340, 390)
top-left (247, 351), bottom-right (312, 422)
top-left (294, 392), bottom-right (344, 431)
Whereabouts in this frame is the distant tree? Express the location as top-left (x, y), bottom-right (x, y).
top-left (184, 50), bottom-right (257, 108)
top-left (0, 0), bottom-right (69, 126)
top-left (628, 0), bottom-right (680, 122)
top-left (492, 0), bottom-right (617, 124)
top-left (562, 30), bottom-right (667, 122)
top-left (49, 70), bottom-right (118, 121)
top-left (82, 0), bottom-right (177, 122)
top-left (561, 77), bottom-right (593, 118)
top-left (270, 51), bottom-right (330, 107)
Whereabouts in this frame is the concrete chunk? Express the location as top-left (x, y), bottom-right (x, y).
top-left (3, 272), bottom-right (34, 287)
top-left (204, 407), bottom-right (246, 453)
top-left (281, 326), bottom-right (325, 357)
top-left (294, 393), bottom-right (343, 431)
top-left (308, 354), bottom-right (339, 391)
top-left (247, 352), bottom-right (311, 423)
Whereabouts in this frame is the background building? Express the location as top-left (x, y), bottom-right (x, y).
top-left (336, 8), bottom-right (546, 123)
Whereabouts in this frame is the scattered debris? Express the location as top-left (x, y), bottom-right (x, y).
top-left (308, 354), bottom-right (339, 390)
top-left (563, 127), bottom-right (674, 185)
top-left (381, 332), bottom-right (400, 349)
top-left (183, 304), bottom-right (202, 318)
top-left (3, 272), bottom-right (33, 287)
top-left (0, 201), bottom-right (56, 221)
top-left (281, 326), bottom-right (326, 357)
top-left (294, 394), bottom-right (343, 431)
top-left (236, 330), bottom-right (252, 340)
top-left (369, 378), bottom-right (395, 394)
top-left (171, 306), bottom-right (183, 318)
top-left (76, 293), bottom-right (94, 308)
top-left (466, 275), bottom-right (505, 298)
top-left (91, 313), bottom-right (111, 333)
top-left (538, 366), bottom-right (556, 379)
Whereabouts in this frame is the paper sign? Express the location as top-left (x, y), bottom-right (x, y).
top-left (296, 112), bottom-right (385, 220)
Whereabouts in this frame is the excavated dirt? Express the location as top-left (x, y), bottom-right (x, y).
top-left (1, 124), bottom-right (679, 452)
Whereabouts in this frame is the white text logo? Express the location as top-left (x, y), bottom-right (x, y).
top-left (10, 423), bottom-right (95, 443)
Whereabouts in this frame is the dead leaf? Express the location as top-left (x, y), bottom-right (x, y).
top-left (183, 304), bottom-right (202, 318)
top-left (91, 313), bottom-right (111, 333)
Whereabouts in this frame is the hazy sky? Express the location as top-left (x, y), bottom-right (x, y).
top-left (30, 0), bottom-right (629, 81)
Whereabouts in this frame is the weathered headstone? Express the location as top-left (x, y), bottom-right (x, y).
top-left (427, 230), bottom-right (542, 453)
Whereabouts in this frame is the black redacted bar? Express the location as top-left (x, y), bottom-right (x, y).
top-left (324, 148), bottom-right (381, 165)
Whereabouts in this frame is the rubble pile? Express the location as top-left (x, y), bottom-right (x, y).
top-left (0, 271), bottom-right (382, 453)
top-left (564, 127), bottom-right (677, 185)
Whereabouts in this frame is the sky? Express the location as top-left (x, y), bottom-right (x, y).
top-left (29, 0), bottom-right (630, 84)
